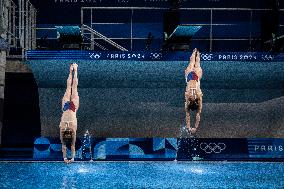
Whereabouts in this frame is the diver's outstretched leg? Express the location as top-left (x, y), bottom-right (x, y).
top-left (71, 63), bottom-right (79, 109)
top-left (185, 48), bottom-right (197, 76)
top-left (68, 130), bottom-right (76, 163)
top-left (62, 64), bottom-right (73, 107)
top-left (194, 50), bottom-right (201, 68)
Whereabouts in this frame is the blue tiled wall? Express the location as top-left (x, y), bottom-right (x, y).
top-left (34, 137), bottom-right (178, 160)
top-left (33, 137), bottom-right (284, 161)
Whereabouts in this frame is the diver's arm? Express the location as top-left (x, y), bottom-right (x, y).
top-left (70, 145), bottom-right (75, 162)
top-left (185, 100), bottom-right (191, 130)
top-left (69, 132), bottom-right (76, 163)
top-left (62, 144), bottom-right (68, 163)
top-left (60, 129), bottom-right (68, 163)
top-left (192, 98), bottom-right (202, 134)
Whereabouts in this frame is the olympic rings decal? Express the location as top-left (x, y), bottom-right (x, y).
top-left (200, 142), bottom-right (226, 153)
top-left (201, 54), bottom-right (213, 61)
top-left (151, 53), bottom-right (162, 60)
top-left (89, 53), bottom-right (101, 59)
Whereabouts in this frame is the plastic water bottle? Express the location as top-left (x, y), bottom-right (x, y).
top-left (82, 130), bottom-right (92, 161)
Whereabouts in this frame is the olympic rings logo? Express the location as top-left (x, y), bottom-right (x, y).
top-left (151, 53), bottom-right (162, 60)
top-left (201, 54), bottom-right (213, 61)
top-left (89, 53), bottom-right (101, 59)
top-left (200, 142), bottom-right (226, 153)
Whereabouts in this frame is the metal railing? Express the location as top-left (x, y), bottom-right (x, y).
top-left (18, 0), bottom-right (37, 58)
top-left (81, 7), bottom-right (284, 52)
top-left (82, 24), bottom-right (128, 51)
top-left (6, 0), bottom-right (17, 48)
top-left (1, 0), bottom-right (37, 59)
top-left (1, 0), bottom-right (17, 47)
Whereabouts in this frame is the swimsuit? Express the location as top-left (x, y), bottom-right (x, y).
top-left (185, 71), bottom-right (199, 98)
top-left (63, 101), bottom-right (76, 112)
top-left (186, 71), bottom-right (199, 83)
top-left (60, 101), bottom-right (77, 130)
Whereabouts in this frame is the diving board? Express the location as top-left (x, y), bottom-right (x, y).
top-left (163, 25), bottom-right (202, 50)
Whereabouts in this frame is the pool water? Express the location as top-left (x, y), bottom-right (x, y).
top-left (0, 161), bottom-right (283, 189)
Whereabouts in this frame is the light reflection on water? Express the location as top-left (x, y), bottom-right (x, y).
top-left (0, 162), bottom-right (283, 189)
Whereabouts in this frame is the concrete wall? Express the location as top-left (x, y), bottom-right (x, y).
top-left (0, 0), bottom-right (10, 145)
top-left (0, 51), bottom-right (5, 145)
top-left (25, 59), bottom-right (284, 138)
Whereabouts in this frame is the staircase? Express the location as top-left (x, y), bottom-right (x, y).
top-left (82, 24), bottom-right (128, 51)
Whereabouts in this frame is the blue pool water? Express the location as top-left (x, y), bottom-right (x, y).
top-left (1, 162), bottom-right (283, 189)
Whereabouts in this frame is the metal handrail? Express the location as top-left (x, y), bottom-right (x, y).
top-left (82, 35), bottom-right (108, 50)
top-left (82, 24), bottom-right (128, 51)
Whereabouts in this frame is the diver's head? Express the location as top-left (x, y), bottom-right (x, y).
top-left (187, 98), bottom-right (199, 111)
top-left (186, 93), bottom-right (199, 111)
top-left (62, 128), bottom-right (73, 146)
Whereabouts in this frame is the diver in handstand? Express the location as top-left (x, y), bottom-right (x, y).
top-left (184, 48), bottom-right (203, 134)
top-left (59, 63), bottom-right (79, 163)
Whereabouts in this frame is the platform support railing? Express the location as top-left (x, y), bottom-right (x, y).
top-left (18, 0), bottom-right (36, 59)
top-left (82, 24), bottom-right (128, 51)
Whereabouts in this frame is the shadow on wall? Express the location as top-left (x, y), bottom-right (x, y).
top-left (2, 72), bottom-right (41, 147)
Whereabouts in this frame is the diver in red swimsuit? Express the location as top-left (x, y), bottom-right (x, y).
top-left (184, 48), bottom-right (203, 134)
top-left (59, 63), bottom-right (79, 163)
